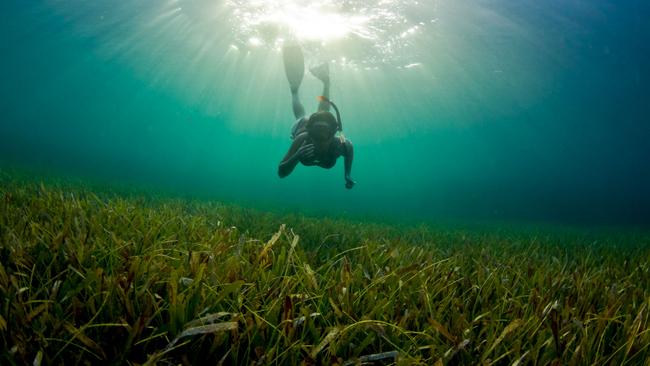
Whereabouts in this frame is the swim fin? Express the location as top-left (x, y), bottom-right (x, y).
top-left (282, 44), bottom-right (305, 92)
top-left (309, 63), bottom-right (329, 82)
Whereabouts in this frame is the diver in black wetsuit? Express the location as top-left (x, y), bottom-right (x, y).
top-left (277, 44), bottom-right (356, 189)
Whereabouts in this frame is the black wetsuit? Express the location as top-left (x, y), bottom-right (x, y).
top-left (295, 132), bottom-right (348, 169)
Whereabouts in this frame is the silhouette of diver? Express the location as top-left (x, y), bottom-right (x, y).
top-left (278, 44), bottom-right (356, 189)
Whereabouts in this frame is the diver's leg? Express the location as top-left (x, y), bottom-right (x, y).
top-left (310, 63), bottom-right (330, 112)
top-left (318, 77), bottom-right (330, 112)
top-left (291, 91), bottom-right (306, 120)
top-left (283, 44), bottom-right (306, 119)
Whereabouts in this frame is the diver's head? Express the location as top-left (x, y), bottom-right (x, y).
top-left (307, 111), bottom-right (337, 143)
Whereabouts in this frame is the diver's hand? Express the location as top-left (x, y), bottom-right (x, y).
top-left (345, 176), bottom-right (356, 189)
top-left (295, 142), bottom-right (315, 161)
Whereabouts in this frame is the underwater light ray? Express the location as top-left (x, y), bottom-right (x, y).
top-left (45, 0), bottom-right (461, 139)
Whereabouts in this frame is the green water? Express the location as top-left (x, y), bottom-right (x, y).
top-left (1, 0), bottom-right (648, 225)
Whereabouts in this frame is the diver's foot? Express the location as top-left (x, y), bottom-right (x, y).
top-left (309, 63), bottom-right (330, 83)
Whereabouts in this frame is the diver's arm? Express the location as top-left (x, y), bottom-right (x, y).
top-left (343, 139), bottom-right (355, 189)
top-left (278, 135), bottom-right (313, 178)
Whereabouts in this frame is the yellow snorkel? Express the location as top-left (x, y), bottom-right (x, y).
top-left (317, 96), bottom-right (343, 132)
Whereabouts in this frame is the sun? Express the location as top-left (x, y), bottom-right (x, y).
top-left (271, 5), bottom-right (350, 41)
top-left (230, 0), bottom-right (370, 43)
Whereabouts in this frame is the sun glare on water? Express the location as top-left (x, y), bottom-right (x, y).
top-left (238, 1), bottom-right (369, 42)
top-left (228, 0), bottom-right (370, 43)
top-left (226, 0), bottom-right (429, 66)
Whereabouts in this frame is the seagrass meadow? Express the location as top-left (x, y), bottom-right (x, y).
top-left (2, 0), bottom-right (650, 364)
top-left (1, 173), bottom-right (649, 365)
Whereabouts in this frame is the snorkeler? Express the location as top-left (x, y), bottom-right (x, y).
top-left (278, 44), bottom-right (356, 189)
